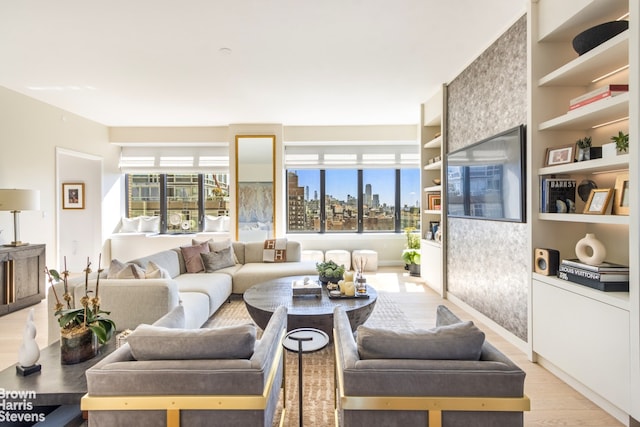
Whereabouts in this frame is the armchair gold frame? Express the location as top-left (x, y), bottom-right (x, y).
top-left (81, 328), bottom-right (287, 427)
top-left (333, 330), bottom-right (530, 427)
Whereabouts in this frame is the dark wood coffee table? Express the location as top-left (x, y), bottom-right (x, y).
top-left (0, 340), bottom-right (116, 425)
top-left (243, 276), bottom-right (377, 338)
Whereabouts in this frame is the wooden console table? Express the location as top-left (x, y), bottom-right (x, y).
top-left (0, 244), bottom-right (46, 316)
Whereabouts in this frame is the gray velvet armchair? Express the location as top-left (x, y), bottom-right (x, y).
top-left (333, 305), bottom-right (529, 427)
top-left (82, 305), bottom-right (287, 427)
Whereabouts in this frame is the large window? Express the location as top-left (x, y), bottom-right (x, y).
top-left (286, 168), bottom-right (420, 233)
top-left (127, 173), bottom-right (229, 233)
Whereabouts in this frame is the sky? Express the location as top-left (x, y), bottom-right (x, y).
top-left (292, 169), bottom-right (420, 207)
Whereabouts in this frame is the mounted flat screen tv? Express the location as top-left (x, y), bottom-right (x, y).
top-left (447, 124), bottom-right (526, 223)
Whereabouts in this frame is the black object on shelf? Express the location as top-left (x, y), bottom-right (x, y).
top-left (572, 21), bottom-right (629, 56)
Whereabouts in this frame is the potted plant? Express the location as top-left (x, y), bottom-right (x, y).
top-left (402, 227), bottom-right (421, 277)
top-left (315, 260), bottom-right (345, 285)
top-left (612, 131), bottom-right (629, 153)
top-left (575, 136), bottom-right (601, 161)
top-left (603, 131), bottom-right (629, 157)
top-left (46, 256), bottom-right (116, 364)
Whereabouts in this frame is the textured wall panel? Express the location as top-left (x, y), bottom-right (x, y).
top-left (446, 15), bottom-right (528, 341)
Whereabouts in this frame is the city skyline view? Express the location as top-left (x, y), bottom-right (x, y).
top-left (292, 169), bottom-right (420, 208)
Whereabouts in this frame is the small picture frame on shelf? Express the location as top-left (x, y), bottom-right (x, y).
top-left (62, 183), bottom-right (85, 209)
top-left (583, 188), bottom-right (614, 215)
top-left (544, 144), bottom-right (575, 166)
top-left (428, 193), bottom-right (441, 210)
top-left (613, 172), bottom-right (629, 215)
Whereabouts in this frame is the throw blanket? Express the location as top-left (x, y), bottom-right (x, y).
top-left (263, 238), bottom-right (287, 263)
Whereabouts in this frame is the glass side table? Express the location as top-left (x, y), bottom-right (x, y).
top-left (283, 328), bottom-right (329, 426)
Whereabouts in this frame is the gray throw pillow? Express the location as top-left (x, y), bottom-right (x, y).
top-left (200, 247), bottom-right (236, 272)
top-left (128, 323), bottom-right (257, 360)
top-left (356, 321), bottom-right (485, 360)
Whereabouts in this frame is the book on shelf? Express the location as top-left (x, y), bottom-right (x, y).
top-left (558, 263), bottom-right (629, 282)
top-left (557, 267), bottom-right (629, 292)
top-left (569, 84), bottom-right (629, 110)
top-left (561, 258), bottom-right (629, 273)
top-left (540, 178), bottom-right (576, 213)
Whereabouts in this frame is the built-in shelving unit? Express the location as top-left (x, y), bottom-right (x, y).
top-left (529, 0), bottom-right (637, 423)
top-left (420, 84), bottom-right (446, 295)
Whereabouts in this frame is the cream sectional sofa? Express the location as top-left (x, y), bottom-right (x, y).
top-left (47, 240), bottom-right (316, 344)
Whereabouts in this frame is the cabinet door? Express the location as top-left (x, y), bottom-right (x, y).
top-left (8, 245), bottom-right (46, 311)
top-left (0, 252), bottom-right (8, 314)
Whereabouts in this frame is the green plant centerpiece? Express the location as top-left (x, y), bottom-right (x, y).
top-left (402, 227), bottom-right (421, 277)
top-left (315, 260), bottom-right (346, 285)
top-left (611, 131), bottom-right (629, 153)
top-left (46, 256), bottom-right (116, 364)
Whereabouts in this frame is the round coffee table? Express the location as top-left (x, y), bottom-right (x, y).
top-left (243, 275), bottom-right (377, 338)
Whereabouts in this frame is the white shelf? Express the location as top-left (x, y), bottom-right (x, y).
top-left (423, 135), bottom-right (442, 149)
top-left (538, 212), bottom-right (629, 225)
top-left (423, 209), bottom-right (442, 215)
top-left (538, 154), bottom-right (629, 175)
top-left (423, 161), bottom-right (442, 171)
top-left (538, 31), bottom-right (629, 87)
top-left (532, 273), bottom-right (629, 311)
top-left (423, 185), bottom-right (442, 192)
top-left (538, 92), bottom-right (629, 131)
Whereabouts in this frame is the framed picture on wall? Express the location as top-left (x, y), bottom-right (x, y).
top-left (62, 183), bottom-right (85, 209)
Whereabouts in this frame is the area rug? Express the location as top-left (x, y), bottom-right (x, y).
top-left (203, 291), bottom-right (412, 427)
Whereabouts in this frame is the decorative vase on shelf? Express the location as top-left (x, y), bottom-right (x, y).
top-left (575, 233), bottom-right (606, 266)
top-left (60, 328), bottom-right (98, 365)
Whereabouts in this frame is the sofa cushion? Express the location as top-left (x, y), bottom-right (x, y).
top-left (356, 321), bottom-right (485, 360)
top-left (107, 259), bottom-right (146, 279)
top-left (145, 261), bottom-right (171, 279)
top-left (436, 304), bottom-right (462, 327)
top-left (128, 323), bottom-right (257, 360)
top-left (263, 238), bottom-right (287, 262)
top-left (201, 247), bottom-right (236, 272)
top-left (194, 238), bottom-right (239, 264)
top-left (180, 241), bottom-right (210, 273)
top-left (152, 304), bottom-right (185, 328)
top-left (244, 240), bottom-right (302, 263)
top-left (129, 250), bottom-right (182, 279)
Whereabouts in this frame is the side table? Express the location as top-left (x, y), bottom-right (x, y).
top-left (282, 328), bottom-right (329, 427)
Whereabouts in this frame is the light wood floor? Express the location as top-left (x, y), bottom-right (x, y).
top-left (0, 268), bottom-right (624, 426)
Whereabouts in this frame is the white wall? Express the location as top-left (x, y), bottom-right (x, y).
top-left (0, 86), bottom-right (122, 270)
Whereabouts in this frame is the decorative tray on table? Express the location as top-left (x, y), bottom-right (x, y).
top-left (325, 284), bottom-right (369, 299)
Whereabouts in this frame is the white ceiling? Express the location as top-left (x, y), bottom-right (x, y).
top-left (0, 1), bottom-right (526, 127)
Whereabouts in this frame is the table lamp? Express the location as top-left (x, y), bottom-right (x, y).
top-left (0, 189), bottom-right (40, 246)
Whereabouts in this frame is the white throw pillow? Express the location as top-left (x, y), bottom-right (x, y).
top-left (145, 261), bottom-right (170, 278)
top-left (120, 216), bottom-right (141, 232)
top-left (204, 215), bottom-right (224, 232)
top-left (139, 216), bottom-right (160, 233)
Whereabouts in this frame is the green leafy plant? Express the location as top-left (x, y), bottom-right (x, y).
top-left (576, 136), bottom-right (592, 149)
top-left (46, 256), bottom-right (116, 345)
top-left (402, 227), bottom-right (421, 265)
top-left (611, 131), bottom-right (629, 153)
top-left (315, 260), bottom-right (346, 281)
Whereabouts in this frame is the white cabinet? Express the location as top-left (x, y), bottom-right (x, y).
top-left (420, 85), bottom-right (446, 295)
top-left (529, 0), bottom-right (637, 422)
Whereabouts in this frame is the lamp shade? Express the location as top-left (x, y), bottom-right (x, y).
top-left (0, 189), bottom-right (41, 211)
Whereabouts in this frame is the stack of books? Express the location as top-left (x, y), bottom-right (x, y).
top-left (540, 178), bottom-right (576, 213)
top-left (557, 258), bottom-right (629, 292)
top-left (569, 84), bottom-right (629, 111)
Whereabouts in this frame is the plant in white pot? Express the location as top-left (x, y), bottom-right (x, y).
top-left (602, 131), bottom-right (629, 157)
top-left (402, 227), bottom-right (421, 277)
